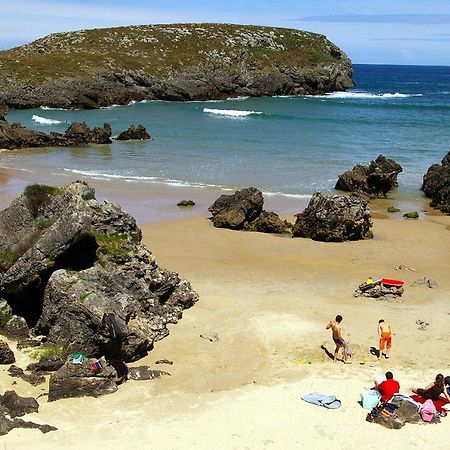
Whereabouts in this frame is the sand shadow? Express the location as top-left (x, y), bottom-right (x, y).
top-left (370, 346), bottom-right (380, 358)
top-left (321, 345), bottom-right (336, 361)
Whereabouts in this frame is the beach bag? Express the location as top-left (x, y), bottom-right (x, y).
top-left (361, 390), bottom-right (382, 410)
top-left (419, 399), bottom-right (437, 422)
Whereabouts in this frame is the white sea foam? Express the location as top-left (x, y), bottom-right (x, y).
top-left (263, 191), bottom-right (311, 199)
top-left (40, 106), bottom-right (70, 111)
top-left (226, 96), bottom-right (249, 101)
top-left (203, 108), bottom-right (264, 117)
top-left (314, 92), bottom-right (423, 99)
top-left (32, 115), bottom-right (63, 125)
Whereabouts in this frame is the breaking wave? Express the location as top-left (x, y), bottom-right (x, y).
top-left (32, 115), bottom-right (63, 125)
top-left (203, 108), bottom-right (264, 117)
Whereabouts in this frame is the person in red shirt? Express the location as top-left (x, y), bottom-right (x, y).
top-left (375, 371), bottom-right (400, 402)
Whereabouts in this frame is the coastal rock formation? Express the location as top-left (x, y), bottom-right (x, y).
top-left (0, 119), bottom-right (112, 149)
top-left (421, 150), bottom-right (450, 214)
top-left (292, 192), bottom-right (373, 242)
top-left (0, 340), bottom-right (15, 364)
top-left (116, 124), bottom-right (151, 141)
top-left (335, 155), bottom-right (403, 198)
top-left (209, 187), bottom-right (264, 230)
top-left (0, 391), bottom-right (39, 418)
top-left (209, 187), bottom-right (293, 234)
top-left (0, 415), bottom-right (56, 436)
top-left (0, 181), bottom-right (198, 361)
top-left (0, 24), bottom-right (353, 109)
top-left (244, 211), bottom-right (292, 234)
top-left (353, 284), bottom-right (404, 301)
top-left (48, 358), bottom-right (118, 402)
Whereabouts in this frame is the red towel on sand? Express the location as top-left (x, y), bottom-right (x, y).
top-left (411, 394), bottom-right (449, 413)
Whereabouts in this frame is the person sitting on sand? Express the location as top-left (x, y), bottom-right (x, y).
top-left (326, 315), bottom-right (350, 363)
top-left (378, 319), bottom-right (392, 359)
top-left (445, 376), bottom-right (450, 396)
top-left (412, 373), bottom-right (450, 401)
top-left (375, 371), bottom-right (400, 403)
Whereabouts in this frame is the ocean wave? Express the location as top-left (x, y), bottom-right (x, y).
top-left (32, 115), bottom-right (64, 125)
top-left (203, 108), bottom-right (264, 117)
top-left (314, 92), bottom-right (423, 99)
top-left (40, 106), bottom-right (70, 111)
top-left (226, 96), bottom-right (249, 101)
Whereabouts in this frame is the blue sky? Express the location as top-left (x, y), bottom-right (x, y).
top-left (1, 0), bottom-right (450, 65)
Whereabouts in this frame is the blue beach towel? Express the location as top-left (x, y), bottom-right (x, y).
top-left (301, 392), bottom-right (342, 409)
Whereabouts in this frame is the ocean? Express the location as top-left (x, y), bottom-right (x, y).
top-left (2, 64), bottom-right (450, 201)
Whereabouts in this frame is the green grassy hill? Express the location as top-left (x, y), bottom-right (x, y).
top-left (0, 23), bottom-right (354, 109)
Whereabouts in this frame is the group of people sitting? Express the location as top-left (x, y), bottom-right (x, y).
top-left (375, 371), bottom-right (450, 404)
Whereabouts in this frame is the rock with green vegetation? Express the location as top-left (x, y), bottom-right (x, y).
top-left (387, 206), bottom-right (400, 213)
top-left (403, 211), bottom-right (419, 219)
top-left (0, 299), bottom-right (12, 327)
top-left (177, 200), bottom-right (196, 207)
top-left (0, 23), bottom-right (353, 109)
top-left (421, 150), bottom-right (450, 214)
top-left (0, 181), bottom-right (198, 361)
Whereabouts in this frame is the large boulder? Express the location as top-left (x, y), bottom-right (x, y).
top-left (208, 187), bottom-right (264, 230)
top-left (335, 155), bottom-right (403, 198)
top-left (48, 358), bottom-right (118, 402)
top-left (0, 391), bottom-right (39, 418)
top-left (421, 151), bottom-right (450, 214)
top-left (292, 192), bottom-right (373, 242)
top-left (244, 211), bottom-right (292, 234)
top-left (116, 125), bottom-right (151, 141)
top-left (0, 340), bottom-right (15, 364)
top-left (0, 181), bottom-right (198, 361)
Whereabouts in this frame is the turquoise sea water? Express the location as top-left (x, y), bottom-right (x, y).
top-left (2, 64), bottom-right (450, 199)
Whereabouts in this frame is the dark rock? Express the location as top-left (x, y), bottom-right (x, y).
top-left (4, 315), bottom-right (29, 337)
top-left (292, 192), bottom-right (373, 242)
top-left (208, 187), bottom-right (264, 230)
top-left (0, 120), bottom-right (114, 150)
top-left (127, 367), bottom-right (170, 380)
top-left (0, 415), bottom-right (57, 436)
top-left (177, 200), bottom-right (195, 207)
top-left (416, 319), bottom-right (429, 331)
top-left (335, 155), bottom-right (403, 198)
top-left (27, 355), bottom-right (65, 373)
top-left (155, 359), bottom-right (173, 365)
top-left (354, 284), bottom-right (404, 301)
top-left (116, 125), bottom-right (151, 141)
top-left (0, 391), bottom-right (39, 418)
top-left (0, 181), bottom-right (198, 362)
top-left (16, 338), bottom-right (43, 350)
top-left (403, 211), bottom-right (419, 219)
top-left (244, 211), bottom-right (292, 234)
top-left (48, 357), bottom-right (118, 401)
top-left (0, 340), bottom-right (15, 364)
top-left (421, 151), bottom-right (450, 214)
top-left (8, 365), bottom-right (45, 386)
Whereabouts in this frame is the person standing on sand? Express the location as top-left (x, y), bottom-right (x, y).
top-left (378, 319), bottom-right (392, 359)
top-left (326, 315), bottom-right (349, 363)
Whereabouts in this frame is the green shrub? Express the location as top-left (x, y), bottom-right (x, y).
top-left (24, 184), bottom-right (61, 217)
top-left (26, 343), bottom-right (65, 360)
top-left (387, 206), bottom-right (400, 213)
top-left (403, 211), bottom-right (419, 219)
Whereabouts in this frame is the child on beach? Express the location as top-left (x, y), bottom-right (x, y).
top-left (378, 319), bottom-right (392, 359)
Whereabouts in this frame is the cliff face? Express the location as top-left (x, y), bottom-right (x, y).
top-left (0, 23), bottom-right (354, 109)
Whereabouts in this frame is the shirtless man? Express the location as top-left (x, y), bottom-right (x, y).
top-left (326, 315), bottom-right (347, 362)
top-left (378, 319), bottom-right (392, 359)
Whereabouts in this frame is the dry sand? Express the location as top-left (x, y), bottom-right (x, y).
top-left (0, 178), bottom-right (449, 448)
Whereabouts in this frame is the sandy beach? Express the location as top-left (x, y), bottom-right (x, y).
top-left (0, 173), bottom-right (449, 449)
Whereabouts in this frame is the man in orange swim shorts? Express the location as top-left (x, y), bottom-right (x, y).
top-left (378, 319), bottom-right (392, 359)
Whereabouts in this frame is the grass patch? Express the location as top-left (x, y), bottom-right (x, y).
top-left (0, 250), bottom-right (21, 271)
top-left (91, 231), bottom-right (131, 260)
top-left (0, 310), bottom-right (12, 327)
top-left (36, 217), bottom-right (53, 230)
top-left (25, 342), bottom-right (65, 360)
top-left (24, 184), bottom-right (62, 217)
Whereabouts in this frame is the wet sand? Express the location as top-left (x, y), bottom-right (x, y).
top-left (0, 173), bottom-right (449, 449)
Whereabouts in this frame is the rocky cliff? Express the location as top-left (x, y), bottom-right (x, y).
top-left (0, 23), bottom-right (353, 109)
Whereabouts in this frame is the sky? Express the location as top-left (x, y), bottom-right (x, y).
top-left (1, 0), bottom-right (450, 65)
